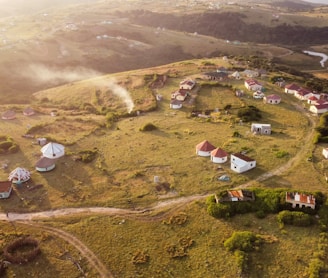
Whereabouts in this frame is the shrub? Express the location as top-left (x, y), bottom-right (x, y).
top-left (275, 150), bottom-right (289, 158)
top-left (139, 122), bottom-right (158, 132)
top-left (277, 210), bottom-right (313, 227)
top-left (237, 106), bottom-right (262, 122)
top-left (224, 231), bottom-right (261, 252)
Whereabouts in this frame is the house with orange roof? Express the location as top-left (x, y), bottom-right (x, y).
top-left (231, 152), bottom-right (256, 173)
top-left (285, 192), bottom-right (315, 209)
top-left (196, 140), bottom-right (216, 157)
top-left (211, 148), bottom-right (228, 163)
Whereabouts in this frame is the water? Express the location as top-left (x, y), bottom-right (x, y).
top-left (303, 50), bottom-right (328, 67)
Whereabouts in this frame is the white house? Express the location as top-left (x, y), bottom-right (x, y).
top-left (244, 79), bottom-right (262, 91)
top-left (231, 153), bottom-right (256, 173)
top-left (196, 140), bottom-right (216, 157)
top-left (263, 94), bottom-right (281, 104)
top-left (251, 123), bottom-right (271, 135)
top-left (211, 148), bottom-right (228, 163)
top-left (322, 148), bottom-right (328, 159)
top-left (179, 79), bottom-right (196, 90)
top-left (309, 104), bottom-right (328, 115)
top-left (170, 99), bottom-right (183, 109)
top-left (284, 83), bottom-right (300, 94)
top-left (294, 88), bottom-right (312, 101)
top-left (0, 181), bottom-right (12, 199)
top-left (253, 91), bottom-right (265, 99)
top-left (171, 89), bottom-right (189, 101)
top-left (230, 71), bottom-right (241, 79)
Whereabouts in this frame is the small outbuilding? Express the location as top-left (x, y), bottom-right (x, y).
top-left (8, 167), bottom-right (30, 184)
top-left (231, 153), bottom-right (256, 173)
top-left (196, 140), bottom-right (216, 157)
top-left (0, 181), bottom-right (13, 199)
top-left (41, 142), bottom-right (65, 159)
top-left (170, 99), bottom-right (183, 109)
top-left (251, 123), bottom-right (271, 135)
top-left (263, 94), bottom-right (281, 104)
top-left (211, 148), bottom-right (228, 163)
top-left (323, 148), bottom-right (328, 159)
top-left (2, 110), bottom-right (16, 120)
top-left (35, 157), bottom-right (56, 172)
top-left (23, 107), bottom-right (35, 116)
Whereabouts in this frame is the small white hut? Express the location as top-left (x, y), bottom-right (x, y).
top-left (196, 140), bottom-right (216, 157)
top-left (41, 142), bottom-right (65, 159)
top-left (35, 157), bottom-right (56, 172)
top-left (211, 148), bottom-right (228, 163)
top-left (8, 167), bottom-right (30, 184)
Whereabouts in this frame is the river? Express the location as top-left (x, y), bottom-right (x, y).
top-left (303, 50), bottom-right (328, 68)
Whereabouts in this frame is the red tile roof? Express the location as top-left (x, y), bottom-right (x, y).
top-left (232, 152), bottom-right (255, 162)
top-left (0, 181), bottom-right (12, 193)
top-left (266, 94), bottom-right (281, 100)
top-left (196, 140), bottom-right (216, 152)
top-left (211, 148), bottom-right (228, 157)
top-left (286, 192), bottom-right (315, 205)
top-left (285, 83), bottom-right (300, 90)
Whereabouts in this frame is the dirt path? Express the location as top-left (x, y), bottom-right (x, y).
top-left (0, 105), bottom-right (316, 277)
top-left (19, 221), bottom-right (113, 278)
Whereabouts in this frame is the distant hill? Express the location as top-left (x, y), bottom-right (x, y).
top-left (121, 10), bottom-right (328, 45)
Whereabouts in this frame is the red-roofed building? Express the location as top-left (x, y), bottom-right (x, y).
top-left (309, 103), bottom-right (328, 115)
top-left (196, 140), bottom-right (216, 157)
top-left (244, 79), bottom-right (263, 91)
top-left (179, 79), bottom-right (196, 90)
top-left (295, 88), bottom-right (312, 101)
top-left (0, 181), bottom-right (13, 199)
top-left (307, 95), bottom-right (319, 105)
top-left (211, 148), bottom-right (228, 163)
top-left (170, 99), bottom-right (183, 110)
top-left (286, 192), bottom-right (315, 209)
top-left (23, 107), bottom-right (35, 116)
top-left (2, 110), bottom-right (16, 120)
top-left (284, 83), bottom-right (300, 94)
top-left (263, 94), bottom-right (281, 104)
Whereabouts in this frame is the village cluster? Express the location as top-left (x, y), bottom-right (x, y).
top-left (0, 107), bottom-right (65, 200)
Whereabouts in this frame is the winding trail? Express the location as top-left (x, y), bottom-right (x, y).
top-left (0, 104), bottom-right (316, 277)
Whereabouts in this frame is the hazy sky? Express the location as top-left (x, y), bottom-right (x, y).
top-left (303, 0), bottom-right (328, 4)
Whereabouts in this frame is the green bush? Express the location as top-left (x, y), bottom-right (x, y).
top-left (139, 122), bottom-right (158, 132)
top-left (308, 258), bottom-right (324, 278)
top-left (224, 231), bottom-right (261, 252)
top-left (277, 210), bottom-right (313, 227)
top-left (237, 106), bottom-right (262, 122)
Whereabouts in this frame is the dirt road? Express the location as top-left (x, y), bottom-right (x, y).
top-left (0, 105), bottom-right (315, 277)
